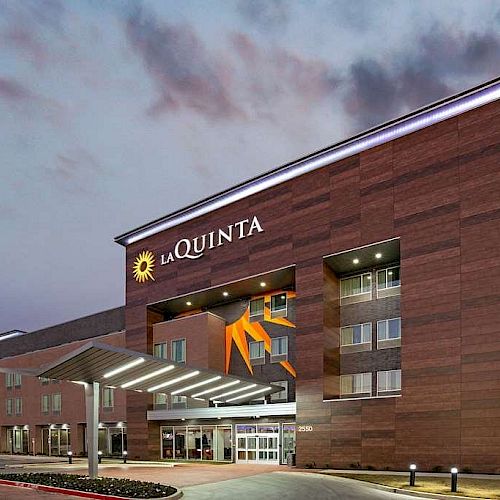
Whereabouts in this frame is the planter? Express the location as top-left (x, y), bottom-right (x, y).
top-left (0, 478), bottom-right (182, 500)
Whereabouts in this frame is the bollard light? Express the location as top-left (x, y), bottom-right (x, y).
top-left (450, 467), bottom-right (458, 493)
top-left (409, 464), bottom-right (416, 486)
top-left (67, 451), bottom-right (73, 465)
top-left (98, 450), bottom-right (103, 464)
top-left (123, 450), bottom-right (128, 464)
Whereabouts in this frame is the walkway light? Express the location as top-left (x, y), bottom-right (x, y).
top-left (67, 450), bottom-right (73, 464)
top-left (409, 464), bottom-right (416, 486)
top-left (451, 467), bottom-right (458, 493)
top-left (123, 450), bottom-right (128, 464)
top-left (98, 450), bottom-right (103, 464)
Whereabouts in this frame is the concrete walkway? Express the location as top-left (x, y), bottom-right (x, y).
top-left (182, 471), bottom-right (420, 499)
top-left (0, 484), bottom-right (82, 500)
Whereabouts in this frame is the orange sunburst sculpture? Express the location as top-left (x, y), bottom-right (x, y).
top-left (225, 291), bottom-right (297, 378)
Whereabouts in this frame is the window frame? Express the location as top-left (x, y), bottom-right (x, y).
top-left (6, 398), bottom-right (13, 416)
top-left (52, 393), bottom-right (62, 415)
top-left (377, 317), bottom-right (401, 348)
top-left (14, 373), bottom-right (22, 388)
top-left (171, 338), bottom-right (186, 363)
top-left (172, 395), bottom-right (187, 409)
top-left (376, 266), bottom-right (401, 291)
top-left (377, 369), bottom-right (401, 394)
top-left (270, 380), bottom-right (288, 402)
top-left (271, 336), bottom-right (288, 362)
top-left (340, 273), bottom-right (372, 299)
top-left (154, 342), bottom-right (167, 359)
top-left (15, 397), bottom-right (22, 416)
top-left (249, 340), bottom-right (265, 364)
top-left (270, 293), bottom-right (287, 318)
top-left (5, 373), bottom-right (13, 389)
top-left (41, 394), bottom-right (50, 415)
top-left (340, 323), bottom-right (372, 347)
top-left (102, 387), bottom-right (114, 410)
top-left (249, 297), bottom-right (265, 319)
top-left (340, 372), bottom-right (372, 397)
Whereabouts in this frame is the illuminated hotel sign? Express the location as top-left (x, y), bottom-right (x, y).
top-left (160, 216), bottom-right (264, 265)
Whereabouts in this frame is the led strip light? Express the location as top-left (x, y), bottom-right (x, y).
top-left (148, 371), bottom-right (200, 392)
top-left (121, 365), bottom-right (174, 389)
top-left (191, 380), bottom-right (240, 398)
top-left (103, 358), bottom-right (145, 379)
top-left (171, 376), bottom-right (221, 395)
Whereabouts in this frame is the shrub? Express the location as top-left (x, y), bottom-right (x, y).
top-left (431, 465), bottom-right (442, 473)
top-left (0, 473), bottom-right (176, 499)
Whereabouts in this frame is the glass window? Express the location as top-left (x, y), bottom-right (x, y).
top-left (14, 374), bottom-right (21, 388)
top-left (103, 387), bottom-right (114, 409)
top-left (41, 395), bottom-right (50, 414)
top-left (15, 397), bottom-right (22, 416)
top-left (154, 342), bottom-right (167, 359)
top-left (271, 294), bottom-right (287, 312)
top-left (270, 381), bottom-right (288, 401)
top-left (249, 298), bottom-right (265, 318)
top-left (340, 274), bottom-right (371, 298)
top-left (5, 373), bottom-right (13, 389)
top-left (6, 398), bottom-right (13, 416)
top-left (378, 370), bottom-right (401, 393)
top-left (39, 377), bottom-right (50, 385)
top-left (271, 337), bottom-right (288, 358)
top-left (377, 318), bottom-right (401, 341)
top-left (341, 323), bottom-right (372, 346)
top-left (52, 393), bottom-right (62, 414)
top-left (155, 393), bottom-right (168, 408)
top-left (377, 266), bottom-right (400, 289)
top-left (172, 395), bottom-right (187, 408)
top-left (340, 373), bottom-right (372, 396)
top-left (171, 339), bottom-right (186, 363)
top-left (249, 340), bottom-right (265, 360)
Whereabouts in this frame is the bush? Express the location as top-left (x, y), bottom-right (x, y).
top-left (0, 473), bottom-right (176, 499)
top-left (431, 465), bottom-right (442, 473)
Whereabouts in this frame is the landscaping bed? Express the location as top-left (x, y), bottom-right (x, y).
top-left (323, 473), bottom-right (500, 499)
top-left (0, 473), bottom-right (178, 499)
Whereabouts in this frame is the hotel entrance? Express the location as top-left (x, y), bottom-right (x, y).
top-left (6, 427), bottom-right (29, 454)
top-left (236, 424), bottom-right (280, 464)
top-left (41, 426), bottom-right (70, 456)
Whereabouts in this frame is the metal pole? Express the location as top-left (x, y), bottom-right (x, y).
top-left (85, 382), bottom-right (99, 479)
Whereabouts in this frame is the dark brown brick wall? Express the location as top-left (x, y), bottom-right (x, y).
top-left (125, 99), bottom-right (500, 471)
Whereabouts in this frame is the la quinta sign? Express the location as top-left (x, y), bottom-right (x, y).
top-left (160, 216), bottom-right (264, 265)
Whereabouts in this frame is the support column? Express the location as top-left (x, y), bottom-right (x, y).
top-left (85, 382), bottom-right (99, 478)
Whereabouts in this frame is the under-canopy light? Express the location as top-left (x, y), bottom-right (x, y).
top-left (191, 380), bottom-right (240, 398)
top-left (121, 365), bottom-right (174, 389)
top-left (226, 387), bottom-right (271, 403)
top-left (103, 358), bottom-right (145, 379)
top-left (210, 383), bottom-right (257, 400)
top-left (148, 371), bottom-right (200, 392)
top-left (171, 375), bottom-right (221, 395)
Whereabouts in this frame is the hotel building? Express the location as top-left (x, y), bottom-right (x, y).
top-left (1, 78), bottom-right (500, 472)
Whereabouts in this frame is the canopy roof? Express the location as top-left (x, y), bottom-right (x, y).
top-left (38, 341), bottom-right (281, 404)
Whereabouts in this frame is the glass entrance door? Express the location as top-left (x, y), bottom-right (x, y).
top-left (236, 424), bottom-right (279, 464)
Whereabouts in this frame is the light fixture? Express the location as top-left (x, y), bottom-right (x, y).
top-left (260, 282), bottom-right (266, 287)
top-left (191, 380), bottom-right (240, 398)
top-left (409, 464), bottom-right (416, 486)
top-left (281, 295), bottom-right (286, 299)
top-left (353, 258), bottom-right (359, 264)
top-left (388, 271), bottom-right (393, 275)
top-left (171, 375), bottom-right (221, 395)
top-left (121, 365), bottom-right (174, 389)
top-left (148, 371), bottom-right (200, 392)
top-left (367, 275), bottom-right (371, 280)
top-left (222, 291), bottom-right (229, 297)
top-left (375, 253), bottom-right (382, 259)
top-left (210, 383), bottom-right (257, 400)
top-left (103, 358), bottom-right (145, 379)
top-left (450, 467), bottom-right (458, 493)
top-left (186, 301), bottom-right (192, 306)
top-left (226, 387), bottom-right (272, 403)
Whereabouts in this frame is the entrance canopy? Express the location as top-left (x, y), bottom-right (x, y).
top-left (37, 341), bottom-right (281, 404)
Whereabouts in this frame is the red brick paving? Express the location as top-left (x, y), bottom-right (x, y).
top-left (0, 484), bottom-right (81, 499)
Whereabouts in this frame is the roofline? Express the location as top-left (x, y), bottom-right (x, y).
top-left (115, 77), bottom-right (500, 247)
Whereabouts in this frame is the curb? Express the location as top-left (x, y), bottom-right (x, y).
top-left (311, 473), bottom-right (484, 500)
top-left (0, 479), bottom-right (182, 500)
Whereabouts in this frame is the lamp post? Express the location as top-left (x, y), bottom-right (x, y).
top-left (409, 464), bottom-right (416, 486)
top-left (98, 450), bottom-right (103, 464)
top-left (67, 451), bottom-right (73, 464)
top-left (123, 451), bottom-right (128, 464)
top-left (451, 467), bottom-right (458, 493)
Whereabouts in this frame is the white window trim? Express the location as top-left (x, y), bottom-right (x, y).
top-left (340, 372), bottom-right (372, 396)
top-left (377, 317), bottom-right (402, 344)
top-left (340, 273), bottom-right (372, 299)
top-left (154, 342), bottom-right (168, 359)
top-left (340, 323), bottom-right (372, 347)
top-left (171, 338), bottom-right (186, 363)
top-left (376, 266), bottom-right (401, 291)
top-left (377, 369), bottom-right (401, 394)
top-left (249, 297), bottom-right (265, 318)
top-left (249, 340), bottom-right (265, 360)
top-left (271, 336), bottom-right (288, 361)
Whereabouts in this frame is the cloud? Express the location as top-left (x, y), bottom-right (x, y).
top-left (237, 0), bottom-right (290, 31)
top-left (344, 25), bottom-right (500, 130)
top-left (44, 149), bottom-right (104, 194)
top-left (125, 7), bottom-right (241, 120)
top-left (0, 77), bottom-right (34, 102)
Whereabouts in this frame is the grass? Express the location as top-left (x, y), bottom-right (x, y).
top-left (323, 473), bottom-right (500, 499)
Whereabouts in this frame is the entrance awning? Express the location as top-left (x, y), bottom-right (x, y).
top-left (38, 341), bottom-right (281, 404)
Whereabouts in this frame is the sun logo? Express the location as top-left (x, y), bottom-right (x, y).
top-left (132, 250), bottom-right (155, 283)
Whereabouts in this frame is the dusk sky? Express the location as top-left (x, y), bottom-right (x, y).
top-left (1, 0), bottom-right (499, 333)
